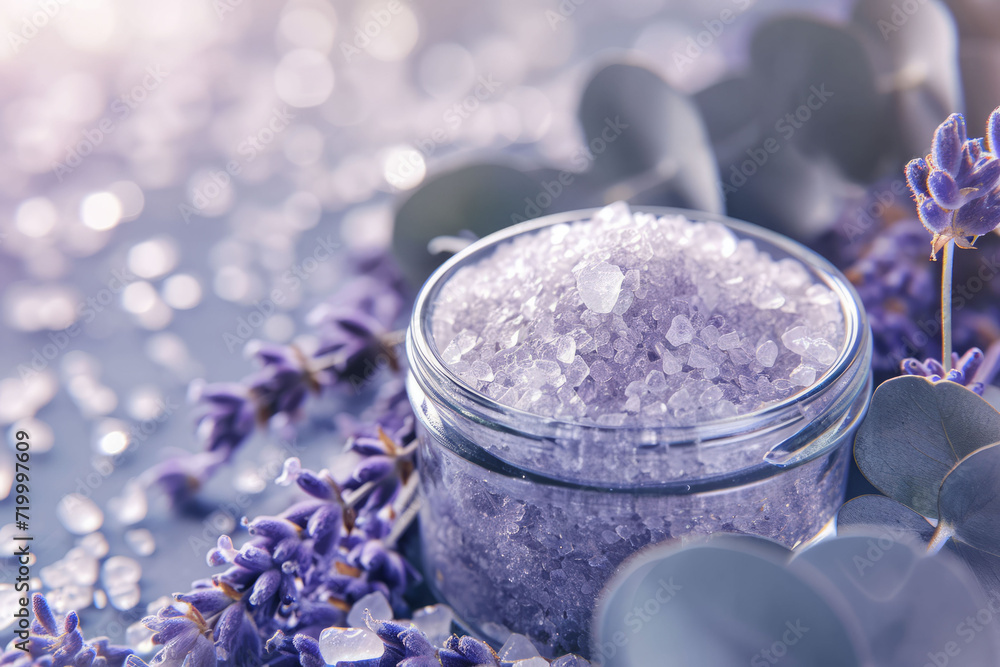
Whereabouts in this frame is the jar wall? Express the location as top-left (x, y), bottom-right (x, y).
top-left (415, 396), bottom-right (854, 658)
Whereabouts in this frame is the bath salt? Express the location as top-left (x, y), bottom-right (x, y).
top-left (431, 202), bottom-right (844, 425)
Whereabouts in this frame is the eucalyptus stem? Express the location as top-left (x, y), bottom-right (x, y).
top-left (941, 239), bottom-right (955, 374)
top-left (927, 521), bottom-right (954, 556)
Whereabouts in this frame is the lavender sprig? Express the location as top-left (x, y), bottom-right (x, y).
top-left (905, 107), bottom-right (1000, 374)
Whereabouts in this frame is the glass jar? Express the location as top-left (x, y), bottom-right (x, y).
top-left (405, 206), bottom-right (872, 658)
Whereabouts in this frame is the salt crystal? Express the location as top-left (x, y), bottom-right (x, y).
top-left (65, 547), bottom-right (99, 586)
top-left (79, 532), bottom-right (110, 558)
top-left (752, 285), bottom-right (786, 310)
top-left (781, 326), bottom-right (811, 356)
top-left (555, 336), bottom-right (576, 364)
top-left (319, 627), bottom-right (385, 664)
top-left (471, 361), bottom-right (495, 382)
top-left (0, 586), bottom-right (20, 631)
top-left (665, 316), bottom-right (694, 346)
top-left (102, 556), bottom-right (142, 585)
top-left (589, 360), bottom-right (611, 384)
top-left (94, 589), bottom-right (108, 609)
top-left (756, 340), bottom-right (778, 367)
top-left (48, 585), bottom-right (92, 614)
top-left (411, 605), bottom-right (455, 646)
top-left (347, 591), bottom-right (393, 628)
top-left (717, 332), bottom-right (741, 350)
top-left (661, 350), bottom-right (682, 375)
top-left (108, 583), bottom-right (141, 610)
top-left (441, 340), bottom-right (463, 364)
top-left (645, 370), bottom-right (667, 394)
top-left (808, 339), bottom-right (838, 365)
top-left (687, 347), bottom-right (714, 369)
top-left (789, 365), bottom-right (817, 387)
top-left (499, 633), bottom-right (542, 661)
top-left (57, 494), bottom-right (104, 535)
top-left (125, 529), bottom-right (156, 556)
top-left (576, 262), bottom-right (625, 314)
top-left (430, 202), bottom-right (845, 427)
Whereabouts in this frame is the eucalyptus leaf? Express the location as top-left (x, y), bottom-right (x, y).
top-left (748, 17), bottom-right (892, 183)
top-left (939, 442), bottom-right (1000, 557)
top-left (851, 0), bottom-right (962, 159)
top-left (854, 376), bottom-right (1000, 518)
top-left (391, 163), bottom-right (544, 285)
top-left (837, 494), bottom-right (935, 544)
top-left (577, 63), bottom-right (722, 215)
top-left (593, 535), bottom-right (866, 667)
top-left (791, 535), bottom-right (1000, 666)
top-left (949, 539), bottom-right (1000, 600)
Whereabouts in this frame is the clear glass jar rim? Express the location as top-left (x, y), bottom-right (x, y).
top-left (407, 205), bottom-right (871, 446)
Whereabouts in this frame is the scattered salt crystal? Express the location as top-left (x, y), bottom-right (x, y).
top-left (411, 605), bottom-right (455, 646)
top-left (699, 325), bottom-right (720, 346)
top-left (564, 357), bottom-right (589, 387)
top-left (756, 340), bottom-right (778, 367)
top-left (108, 583), bottom-right (141, 610)
top-left (624, 395), bottom-right (641, 413)
top-left (717, 332), bottom-right (741, 350)
top-left (700, 386), bottom-right (723, 406)
top-left (102, 556), bottom-right (142, 585)
top-left (347, 591), bottom-right (393, 628)
top-left (108, 480), bottom-right (149, 526)
top-left (319, 627), bottom-right (385, 664)
top-left (576, 262), bottom-right (625, 314)
top-left (94, 589), bottom-right (108, 609)
top-left (57, 494), bottom-right (104, 535)
top-left (589, 360), bottom-right (611, 384)
top-left (665, 316), bottom-right (694, 346)
top-left (125, 529), bottom-right (156, 556)
top-left (0, 587), bottom-right (20, 631)
top-left (752, 285), bottom-right (786, 310)
top-left (48, 585), bottom-right (92, 614)
top-left (499, 633), bottom-right (542, 661)
top-left (79, 532), bottom-right (110, 558)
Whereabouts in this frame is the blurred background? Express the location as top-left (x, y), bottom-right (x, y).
top-left (1, 0), bottom-right (999, 649)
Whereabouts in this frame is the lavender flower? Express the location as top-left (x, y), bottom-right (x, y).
top-left (905, 109), bottom-right (1000, 258)
top-left (1, 595), bottom-right (133, 667)
top-left (189, 381), bottom-right (257, 455)
top-left (244, 343), bottom-right (322, 423)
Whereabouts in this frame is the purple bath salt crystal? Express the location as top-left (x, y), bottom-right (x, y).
top-left (431, 202), bottom-right (845, 426)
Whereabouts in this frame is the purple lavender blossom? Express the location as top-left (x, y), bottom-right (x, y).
top-left (906, 109), bottom-right (1000, 258)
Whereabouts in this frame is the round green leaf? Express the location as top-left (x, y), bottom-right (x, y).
top-left (854, 376), bottom-right (1000, 518)
top-left (940, 442), bottom-right (1000, 557)
top-left (837, 494), bottom-right (935, 544)
top-left (593, 535), bottom-right (867, 667)
top-left (791, 535), bottom-right (1000, 665)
